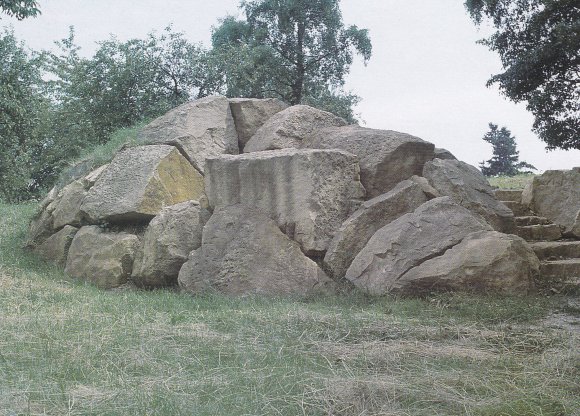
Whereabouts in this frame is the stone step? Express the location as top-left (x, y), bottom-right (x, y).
top-left (538, 259), bottom-right (580, 293)
top-left (502, 200), bottom-right (532, 217)
top-left (514, 224), bottom-right (562, 242)
top-left (530, 240), bottom-right (580, 260)
top-left (515, 216), bottom-right (551, 226)
top-left (494, 189), bottom-right (523, 202)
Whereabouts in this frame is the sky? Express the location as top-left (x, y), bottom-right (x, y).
top-left (4, 0), bottom-right (579, 172)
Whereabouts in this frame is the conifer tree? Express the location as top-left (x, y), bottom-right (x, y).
top-left (480, 123), bottom-right (536, 176)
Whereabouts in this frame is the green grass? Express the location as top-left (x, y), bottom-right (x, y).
top-left (488, 174), bottom-right (535, 190)
top-left (1, 202), bottom-right (579, 415)
top-left (55, 121), bottom-right (150, 189)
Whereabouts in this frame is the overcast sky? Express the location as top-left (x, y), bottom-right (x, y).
top-left (4, 0), bottom-right (579, 171)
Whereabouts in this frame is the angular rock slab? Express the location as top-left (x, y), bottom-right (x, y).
top-left (346, 197), bottom-right (492, 295)
top-left (178, 205), bottom-right (334, 296)
top-left (138, 95), bottom-right (239, 173)
top-left (81, 145), bottom-right (205, 223)
top-left (205, 149), bottom-right (365, 254)
top-left (228, 98), bottom-right (288, 151)
top-left (434, 148), bottom-right (457, 160)
top-left (65, 226), bottom-right (140, 289)
top-left (51, 180), bottom-right (88, 230)
top-left (35, 225), bottom-right (78, 266)
top-left (521, 168), bottom-right (580, 238)
top-left (244, 105), bottom-right (346, 153)
top-left (25, 205), bottom-right (55, 249)
top-left (396, 231), bottom-right (538, 295)
top-left (304, 125), bottom-right (435, 198)
top-left (423, 159), bottom-right (515, 233)
top-left (131, 200), bottom-right (211, 288)
top-left (323, 178), bottom-right (431, 280)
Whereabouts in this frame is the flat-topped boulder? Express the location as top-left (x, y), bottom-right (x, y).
top-left (205, 148), bottom-right (365, 255)
top-left (65, 226), bottom-right (140, 289)
top-left (131, 201), bottom-right (210, 288)
top-left (81, 145), bottom-right (205, 223)
top-left (178, 205), bottom-right (334, 296)
top-left (303, 125), bottom-right (435, 198)
top-left (228, 98), bottom-right (288, 151)
top-left (244, 105), bottom-right (346, 152)
top-left (521, 168), bottom-right (580, 238)
top-left (346, 197), bottom-right (492, 295)
top-left (423, 158), bottom-right (514, 233)
top-left (323, 178), bottom-right (433, 280)
top-left (138, 95), bottom-right (239, 173)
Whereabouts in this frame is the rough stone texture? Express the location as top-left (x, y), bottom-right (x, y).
top-left (244, 105), bottom-right (346, 153)
top-left (304, 125), bottom-right (436, 197)
top-left (138, 95), bottom-right (238, 173)
top-left (131, 201), bottom-right (211, 288)
top-left (228, 98), bottom-right (289, 151)
top-left (423, 158), bottom-right (515, 233)
top-left (323, 179), bottom-right (431, 280)
top-left (81, 145), bottom-right (205, 223)
top-left (84, 164), bottom-right (109, 186)
top-left (178, 205), bottom-right (334, 296)
top-left (35, 225), bottom-right (78, 266)
top-left (25, 206), bottom-right (55, 249)
top-left (345, 197), bottom-right (492, 295)
top-left (521, 169), bottom-right (580, 238)
top-left (395, 231), bottom-right (538, 295)
top-left (434, 148), bottom-right (457, 160)
top-left (51, 180), bottom-right (88, 229)
top-left (206, 148), bottom-right (365, 254)
top-left (65, 226), bottom-right (140, 289)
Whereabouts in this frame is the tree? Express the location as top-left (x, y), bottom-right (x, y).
top-left (0, 0), bottom-right (39, 19)
top-left (464, 0), bottom-right (580, 150)
top-left (211, 0), bottom-right (372, 120)
top-left (479, 123), bottom-right (536, 176)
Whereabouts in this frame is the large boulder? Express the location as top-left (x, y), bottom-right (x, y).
top-left (25, 206), bottom-right (55, 249)
top-left (423, 158), bottom-right (514, 232)
top-left (346, 197), bottom-right (492, 295)
top-left (395, 231), bottom-right (538, 295)
top-left (178, 205), bottom-right (334, 296)
top-left (323, 178), bottom-right (433, 280)
top-left (304, 125), bottom-right (435, 198)
top-left (521, 168), bottom-right (580, 238)
top-left (205, 148), bottom-right (365, 255)
top-left (65, 226), bottom-right (140, 289)
top-left (81, 145), bottom-right (205, 223)
top-left (138, 95), bottom-right (239, 173)
top-left (434, 148), bottom-right (457, 160)
top-left (131, 201), bottom-right (211, 288)
top-left (51, 180), bottom-right (88, 229)
top-left (228, 98), bottom-right (289, 151)
top-left (244, 105), bottom-right (346, 153)
top-left (35, 225), bottom-right (78, 266)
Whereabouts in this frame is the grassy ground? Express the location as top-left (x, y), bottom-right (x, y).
top-left (488, 174), bottom-right (535, 190)
top-left (0, 202), bottom-right (578, 415)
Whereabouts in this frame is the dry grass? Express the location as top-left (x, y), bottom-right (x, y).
top-left (488, 174), bottom-right (535, 190)
top-left (0, 201), bottom-right (579, 415)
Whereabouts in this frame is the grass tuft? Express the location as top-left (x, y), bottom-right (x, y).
top-left (488, 174), bottom-right (535, 190)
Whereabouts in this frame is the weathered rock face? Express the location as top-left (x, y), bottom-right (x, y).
top-left (205, 148), bottom-right (365, 254)
top-left (323, 178), bottom-right (432, 280)
top-left (346, 197), bottom-right (492, 295)
top-left (81, 145), bottom-right (205, 223)
top-left (84, 164), bottom-right (109, 186)
top-left (395, 231), bottom-right (538, 295)
top-left (423, 159), bottom-right (514, 233)
top-left (52, 180), bottom-right (88, 229)
top-left (65, 226), bottom-right (140, 289)
top-left (35, 225), bottom-right (78, 266)
top-left (138, 95), bottom-right (238, 173)
top-left (304, 125), bottom-right (435, 198)
top-left (178, 205), bottom-right (334, 296)
top-left (25, 207), bottom-right (55, 249)
top-left (521, 168), bottom-right (580, 238)
top-left (434, 148), bottom-right (457, 160)
top-left (228, 98), bottom-right (289, 151)
top-left (244, 105), bottom-right (346, 152)
top-left (131, 201), bottom-right (211, 288)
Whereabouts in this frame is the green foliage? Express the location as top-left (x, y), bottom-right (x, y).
top-left (0, 0), bottom-right (39, 19)
top-left (465, 0), bottom-right (580, 150)
top-left (211, 0), bottom-right (372, 121)
top-left (480, 123), bottom-right (536, 177)
top-left (488, 173), bottom-right (535, 189)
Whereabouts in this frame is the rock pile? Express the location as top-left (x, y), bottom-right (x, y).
top-left (27, 96), bottom-right (578, 296)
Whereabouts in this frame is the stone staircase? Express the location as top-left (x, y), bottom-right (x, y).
top-left (495, 189), bottom-right (580, 293)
